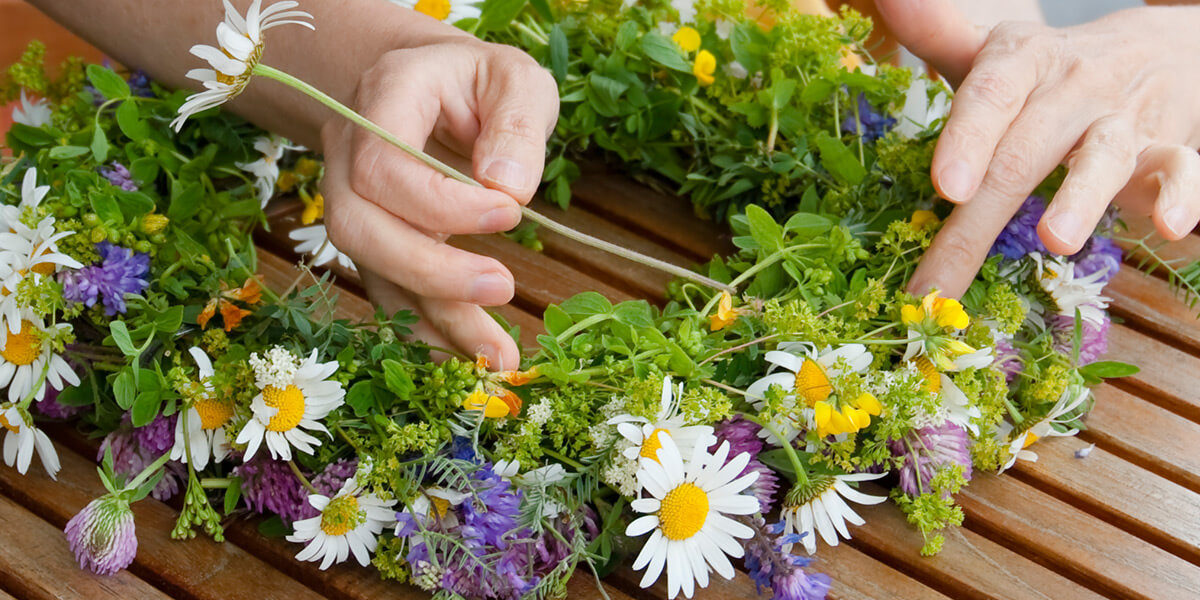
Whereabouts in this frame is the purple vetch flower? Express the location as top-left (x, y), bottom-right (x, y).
top-left (60, 242), bottom-right (150, 316)
top-left (233, 455), bottom-right (312, 523)
top-left (98, 162), bottom-right (138, 191)
top-left (35, 386), bottom-right (84, 419)
top-left (1051, 313), bottom-right (1111, 365)
top-left (65, 493), bottom-right (138, 576)
top-left (715, 416), bottom-right (779, 512)
top-left (1071, 235), bottom-right (1123, 283)
top-left (890, 421), bottom-right (973, 497)
top-left (98, 420), bottom-right (185, 502)
top-left (743, 517), bottom-right (831, 600)
top-left (127, 70), bottom-right (155, 98)
top-left (840, 94), bottom-right (896, 143)
top-left (991, 196), bottom-right (1048, 260)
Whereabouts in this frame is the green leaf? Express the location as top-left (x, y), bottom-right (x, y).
top-left (478, 0), bottom-right (526, 32)
top-left (543, 304), bottom-right (573, 337)
top-left (90, 192), bottom-right (124, 225)
top-left (109, 321), bottom-right (137, 355)
top-left (640, 32), bottom-right (691, 72)
top-left (744, 204), bottom-right (783, 252)
top-left (345, 380), bottom-right (376, 418)
top-left (815, 132), bottom-right (866, 186)
top-left (90, 127), bottom-right (109, 163)
top-left (86, 64), bottom-right (131, 100)
top-left (612, 301), bottom-right (654, 329)
top-left (115, 101), bottom-right (150, 141)
top-left (730, 23), bottom-right (769, 74)
top-left (56, 378), bottom-right (95, 407)
top-left (131, 390), bottom-right (162, 427)
top-left (168, 179), bottom-right (203, 221)
top-left (1078, 361), bottom-right (1140, 380)
top-left (257, 516), bottom-right (291, 538)
top-left (549, 25), bottom-right (569, 83)
top-left (154, 306), bottom-right (185, 333)
top-left (113, 370), bottom-right (136, 410)
top-left (48, 145), bottom-right (89, 160)
top-left (381, 359), bottom-right (415, 400)
top-left (115, 190), bottom-right (155, 218)
top-left (783, 212), bottom-right (833, 238)
top-left (770, 77), bottom-right (797, 110)
top-left (560, 291), bottom-right (613, 317)
top-left (223, 478), bottom-right (244, 515)
top-left (585, 73), bottom-right (630, 117)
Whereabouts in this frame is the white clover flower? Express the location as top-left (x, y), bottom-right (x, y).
top-left (11, 90), bottom-right (51, 128)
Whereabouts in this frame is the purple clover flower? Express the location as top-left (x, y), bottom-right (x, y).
top-left (890, 421), bottom-right (973, 497)
top-left (98, 420), bottom-right (184, 502)
top-left (715, 416), bottom-right (779, 512)
top-left (743, 518), bottom-right (831, 600)
top-left (311, 458), bottom-right (357, 497)
top-left (991, 196), bottom-right (1048, 259)
top-left (98, 162), bottom-right (138, 191)
top-left (234, 455), bottom-right (312, 523)
top-left (993, 336), bottom-right (1023, 385)
top-left (60, 242), bottom-right (150, 316)
top-left (132, 413), bottom-right (175, 456)
top-left (841, 94), bottom-right (896, 143)
top-left (1071, 235), bottom-right (1123, 283)
top-left (65, 494), bottom-right (138, 576)
top-left (35, 386), bottom-right (84, 419)
top-left (1051, 313), bottom-right (1111, 366)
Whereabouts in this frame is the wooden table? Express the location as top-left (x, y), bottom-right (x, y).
top-left (1, 161), bottom-right (1198, 600)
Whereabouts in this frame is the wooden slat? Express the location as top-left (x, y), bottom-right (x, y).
top-left (1085, 385), bottom-right (1200, 494)
top-left (1107, 268), bottom-right (1200, 355)
top-left (958, 473), bottom-right (1200, 600)
top-left (1011, 436), bottom-right (1200, 565)
top-left (1105, 326), bottom-right (1200, 423)
top-left (0, 493), bottom-right (171, 600)
top-left (0, 439), bottom-right (326, 600)
top-left (1117, 218), bottom-right (1200, 269)
top-left (848, 486), bottom-right (1105, 600)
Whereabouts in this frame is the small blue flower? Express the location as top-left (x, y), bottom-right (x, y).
top-left (60, 242), bottom-right (150, 315)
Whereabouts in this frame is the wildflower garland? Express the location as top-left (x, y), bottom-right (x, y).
top-left (0, 0), bottom-right (1179, 599)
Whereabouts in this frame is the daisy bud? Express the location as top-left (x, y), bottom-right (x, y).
top-left (64, 493), bottom-right (138, 576)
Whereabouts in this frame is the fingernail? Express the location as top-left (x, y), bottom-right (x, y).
top-left (469, 273), bottom-right (512, 304)
top-left (1163, 204), bottom-right (1191, 239)
top-left (1045, 211), bottom-right (1085, 249)
top-left (476, 344), bottom-right (502, 371)
top-left (477, 206), bottom-right (520, 232)
top-left (482, 158), bottom-right (532, 192)
top-left (937, 160), bottom-right (974, 202)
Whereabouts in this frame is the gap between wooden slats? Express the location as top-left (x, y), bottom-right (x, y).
top-left (0, 493), bottom-right (171, 600)
top-left (1104, 326), bottom-right (1200, 424)
top-left (1083, 385), bottom-right (1200, 495)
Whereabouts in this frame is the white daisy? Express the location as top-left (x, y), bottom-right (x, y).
top-left (999, 384), bottom-right (1090, 472)
top-left (288, 225), bottom-right (357, 271)
top-left (169, 347), bottom-right (233, 470)
top-left (780, 471), bottom-right (887, 554)
top-left (0, 314), bottom-right (78, 403)
top-left (235, 346), bottom-right (345, 461)
top-left (172, 0), bottom-right (314, 131)
top-left (1031, 254), bottom-right (1110, 325)
top-left (895, 76), bottom-right (951, 138)
top-left (288, 478), bottom-right (396, 569)
top-left (745, 343), bottom-right (872, 443)
top-left (0, 403), bottom-right (59, 479)
top-left (608, 376), bottom-right (716, 469)
top-left (388, 0), bottom-right (481, 23)
top-left (909, 352), bottom-right (989, 436)
top-left (237, 134), bottom-right (303, 207)
top-left (625, 434), bottom-right (760, 599)
top-left (11, 90), bottom-right (51, 128)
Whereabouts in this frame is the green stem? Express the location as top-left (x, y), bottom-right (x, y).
top-left (201, 477), bottom-right (235, 489)
top-left (126, 451), bottom-right (173, 491)
top-left (736, 411), bottom-right (809, 486)
top-left (542, 447), bottom-right (585, 470)
top-left (251, 64), bottom-right (731, 293)
top-left (288, 459), bottom-right (319, 494)
top-left (555, 313), bottom-right (611, 343)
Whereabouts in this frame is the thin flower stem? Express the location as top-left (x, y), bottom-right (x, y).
top-left (251, 64), bottom-right (732, 293)
top-left (288, 459), bottom-right (319, 494)
top-left (541, 447), bottom-right (585, 471)
top-left (698, 333), bottom-right (781, 367)
top-left (736, 411), bottom-right (809, 486)
top-left (126, 451), bottom-right (173, 491)
top-left (200, 477), bottom-right (235, 489)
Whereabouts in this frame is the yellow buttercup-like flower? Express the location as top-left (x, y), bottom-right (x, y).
top-left (672, 26), bottom-right (701, 53)
top-left (910, 210), bottom-right (938, 231)
top-left (300, 190), bottom-right (325, 225)
top-left (814, 393), bottom-right (881, 438)
top-left (709, 291), bottom-right (738, 331)
top-left (902, 291), bottom-right (968, 331)
top-left (462, 389), bottom-right (514, 419)
top-left (693, 50), bottom-right (716, 86)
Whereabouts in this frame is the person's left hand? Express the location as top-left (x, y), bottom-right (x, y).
top-left (875, 1), bottom-right (1200, 297)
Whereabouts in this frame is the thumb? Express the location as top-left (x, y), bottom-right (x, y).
top-left (472, 50), bottom-right (561, 205)
top-left (874, 0), bottom-right (987, 86)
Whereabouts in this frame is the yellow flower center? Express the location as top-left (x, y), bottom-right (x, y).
top-left (262, 384), bottom-right (305, 432)
top-left (413, 0), bottom-right (452, 20)
top-left (31, 262), bottom-right (55, 277)
top-left (319, 495), bottom-right (362, 537)
top-left (914, 357), bottom-right (941, 394)
top-left (0, 413), bottom-right (19, 434)
top-left (1022, 432), bottom-right (1040, 448)
top-left (693, 50), bottom-right (716, 86)
top-left (2, 321), bottom-right (41, 366)
top-left (639, 428), bottom-right (671, 462)
top-left (193, 398), bottom-right (234, 430)
top-left (794, 359), bottom-right (832, 407)
top-left (430, 496), bottom-right (451, 519)
top-left (659, 483), bottom-right (709, 541)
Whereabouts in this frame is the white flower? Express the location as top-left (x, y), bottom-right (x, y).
top-left (11, 90), bottom-right (51, 128)
top-left (0, 313), bottom-right (78, 403)
top-left (389, 0), bottom-right (481, 23)
top-left (170, 347), bottom-right (233, 470)
top-left (745, 343), bottom-right (872, 444)
top-left (237, 134), bottom-right (302, 207)
top-left (398, 487), bottom-right (470, 536)
top-left (670, 0), bottom-right (696, 23)
top-left (1031, 254), bottom-right (1110, 325)
top-left (625, 435), bottom-right (760, 599)
top-left (781, 472), bottom-right (887, 554)
top-left (895, 76), bottom-right (950, 138)
top-left (236, 346), bottom-right (345, 460)
top-left (289, 225), bottom-right (357, 271)
top-left (494, 458), bottom-right (520, 480)
top-left (172, 0), bottom-right (314, 131)
top-left (0, 403), bottom-right (59, 479)
top-left (714, 18), bottom-right (734, 40)
top-left (907, 357), bottom-right (982, 435)
top-left (999, 384), bottom-right (1091, 472)
top-left (288, 478), bottom-right (396, 569)
top-left (722, 61), bottom-right (748, 80)
top-left (608, 376), bottom-right (716, 471)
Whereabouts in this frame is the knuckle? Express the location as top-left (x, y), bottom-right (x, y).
top-left (988, 143), bottom-right (1037, 189)
top-left (964, 72), bottom-right (1022, 112)
top-left (493, 112), bottom-right (542, 142)
top-left (348, 146), bottom-right (383, 197)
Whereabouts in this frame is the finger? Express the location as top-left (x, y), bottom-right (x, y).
top-left (1116, 145), bottom-right (1200, 240)
top-left (1038, 116), bottom-right (1139, 254)
top-left (323, 121), bottom-right (516, 305)
top-left (910, 94), bottom-right (1087, 297)
top-left (350, 49), bottom-right (523, 235)
top-left (931, 52), bottom-right (1039, 202)
top-left (873, 0), bottom-right (986, 85)
top-left (471, 47), bottom-right (560, 204)
top-left (361, 270), bottom-right (520, 370)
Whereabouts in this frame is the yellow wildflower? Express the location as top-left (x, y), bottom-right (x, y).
top-left (299, 189), bottom-right (325, 225)
top-left (672, 26), bottom-right (701, 53)
top-left (693, 50), bottom-right (716, 86)
top-left (709, 291), bottom-right (738, 331)
top-left (910, 210), bottom-right (938, 230)
top-left (462, 389), bottom-right (512, 419)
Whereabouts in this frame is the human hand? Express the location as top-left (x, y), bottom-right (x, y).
top-left (319, 36), bottom-right (558, 370)
top-left (875, 1), bottom-right (1200, 296)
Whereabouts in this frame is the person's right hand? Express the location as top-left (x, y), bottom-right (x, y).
top-left (319, 34), bottom-right (558, 371)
